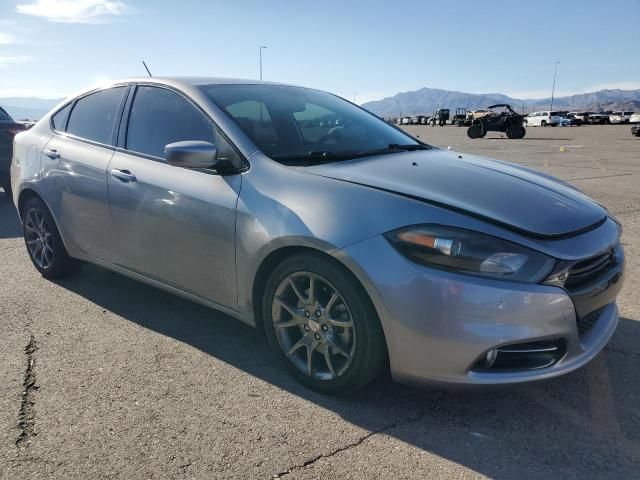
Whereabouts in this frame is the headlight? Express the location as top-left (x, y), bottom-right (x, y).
top-left (384, 225), bottom-right (555, 283)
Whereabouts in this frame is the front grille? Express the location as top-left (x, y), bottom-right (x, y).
top-left (576, 307), bottom-right (605, 336)
top-left (565, 249), bottom-right (615, 289)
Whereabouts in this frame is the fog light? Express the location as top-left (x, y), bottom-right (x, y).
top-left (485, 349), bottom-right (498, 368)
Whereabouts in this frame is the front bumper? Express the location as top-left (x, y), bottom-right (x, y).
top-left (334, 235), bottom-right (624, 386)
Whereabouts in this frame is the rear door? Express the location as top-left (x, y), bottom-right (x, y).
top-left (40, 86), bottom-right (128, 263)
top-left (106, 85), bottom-right (242, 308)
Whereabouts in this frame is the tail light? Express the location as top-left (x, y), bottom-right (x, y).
top-left (6, 125), bottom-right (28, 137)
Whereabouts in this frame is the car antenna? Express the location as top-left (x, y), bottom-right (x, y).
top-left (142, 60), bottom-right (152, 77)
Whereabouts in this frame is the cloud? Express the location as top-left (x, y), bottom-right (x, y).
top-left (579, 81), bottom-right (640, 93)
top-left (0, 55), bottom-right (33, 67)
top-left (0, 86), bottom-right (67, 97)
top-left (0, 33), bottom-right (16, 44)
top-left (16, 0), bottom-right (130, 23)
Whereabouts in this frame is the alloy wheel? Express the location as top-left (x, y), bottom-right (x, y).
top-left (271, 271), bottom-right (356, 380)
top-left (24, 207), bottom-right (54, 269)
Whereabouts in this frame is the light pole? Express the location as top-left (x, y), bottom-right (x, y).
top-left (550, 61), bottom-right (560, 111)
top-left (259, 46), bottom-right (267, 80)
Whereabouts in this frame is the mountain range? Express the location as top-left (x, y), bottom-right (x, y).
top-left (361, 88), bottom-right (640, 117)
top-left (1, 97), bottom-right (63, 121)
top-left (2, 88), bottom-right (640, 121)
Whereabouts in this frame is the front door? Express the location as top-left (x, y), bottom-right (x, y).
top-left (107, 85), bottom-right (242, 309)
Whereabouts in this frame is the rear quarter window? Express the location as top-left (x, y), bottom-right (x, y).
top-left (51, 103), bottom-right (72, 131)
top-left (66, 87), bottom-right (127, 145)
top-left (0, 107), bottom-right (12, 122)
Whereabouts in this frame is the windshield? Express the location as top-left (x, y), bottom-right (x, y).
top-left (199, 84), bottom-right (424, 163)
top-left (0, 107), bottom-right (12, 122)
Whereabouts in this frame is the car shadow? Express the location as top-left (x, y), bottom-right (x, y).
top-left (53, 263), bottom-right (640, 478)
top-left (0, 191), bottom-right (21, 238)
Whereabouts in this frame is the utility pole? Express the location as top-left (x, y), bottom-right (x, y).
top-left (259, 46), bottom-right (267, 80)
top-left (550, 61), bottom-right (560, 111)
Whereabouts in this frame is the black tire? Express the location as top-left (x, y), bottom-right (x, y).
top-left (22, 197), bottom-right (78, 278)
top-left (541, 120), bottom-right (547, 127)
top-left (262, 253), bottom-right (387, 394)
top-left (467, 124), bottom-right (482, 139)
top-left (506, 125), bottom-right (525, 139)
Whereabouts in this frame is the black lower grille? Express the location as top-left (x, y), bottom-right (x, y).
top-left (576, 307), bottom-right (605, 336)
top-left (472, 339), bottom-right (566, 372)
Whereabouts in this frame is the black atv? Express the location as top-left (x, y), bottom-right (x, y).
top-left (467, 104), bottom-right (526, 139)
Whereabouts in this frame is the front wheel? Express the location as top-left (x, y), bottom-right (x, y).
top-left (262, 254), bottom-right (387, 394)
top-left (22, 197), bottom-right (78, 278)
top-left (467, 124), bottom-right (483, 139)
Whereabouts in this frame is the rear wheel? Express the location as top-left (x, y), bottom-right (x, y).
top-left (262, 253), bottom-right (387, 394)
top-left (22, 197), bottom-right (78, 278)
top-left (541, 120), bottom-right (547, 127)
top-left (506, 125), bottom-right (525, 139)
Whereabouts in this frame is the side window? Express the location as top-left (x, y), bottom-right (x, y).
top-left (127, 86), bottom-right (240, 166)
top-left (66, 87), bottom-right (126, 144)
top-left (51, 103), bottom-right (72, 131)
top-left (0, 107), bottom-right (11, 121)
top-left (226, 100), bottom-right (278, 146)
top-left (293, 102), bottom-right (343, 142)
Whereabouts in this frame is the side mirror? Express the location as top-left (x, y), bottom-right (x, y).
top-left (165, 141), bottom-right (218, 169)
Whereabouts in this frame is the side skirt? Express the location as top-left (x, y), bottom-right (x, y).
top-left (72, 253), bottom-right (257, 328)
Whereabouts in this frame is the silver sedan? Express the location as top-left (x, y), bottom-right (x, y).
top-left (10, 77), bottom-right (624, 393)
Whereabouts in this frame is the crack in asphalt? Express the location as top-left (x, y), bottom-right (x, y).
top-left (16, 334), bottom-right (38, 449)
top-left (571, 172), bottom-right (636, 181)
top-left (272, 393), bottom-right (445, 478)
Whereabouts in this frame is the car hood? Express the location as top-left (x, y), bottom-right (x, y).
top-left (304, 149), bottom-right (607, 238)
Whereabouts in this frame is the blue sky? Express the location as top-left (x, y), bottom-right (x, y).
top-left (0, 0), bottom-right (639, 103)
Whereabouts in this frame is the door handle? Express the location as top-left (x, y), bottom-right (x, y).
top-left (43, 149), bottom-right (60, 160)
top-left (111, 169), bottom-right (137, 183)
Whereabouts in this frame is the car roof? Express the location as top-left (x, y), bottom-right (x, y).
top-left (111, 76), bottom-right (296, 89)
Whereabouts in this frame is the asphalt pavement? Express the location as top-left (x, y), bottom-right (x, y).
top-left (1, 124), bottom-right (638, 479)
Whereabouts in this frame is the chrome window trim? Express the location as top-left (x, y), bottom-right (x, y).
top-left (49, 84), bottom-right (131, 150)
top-left (121, 82), bottom-right (248, 171)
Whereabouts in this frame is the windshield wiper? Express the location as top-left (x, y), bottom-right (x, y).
top-left (271, 150), bottom-right (357, 164)
top-left (352, 143), bottom-right (430, 157)
top-left (271, 143), bottom-right (431, 164)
